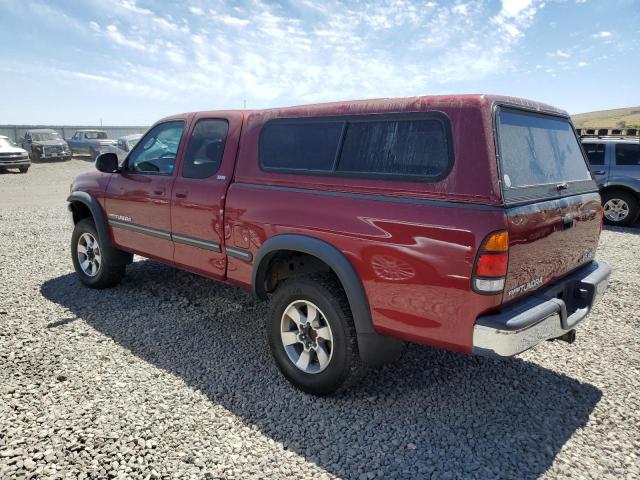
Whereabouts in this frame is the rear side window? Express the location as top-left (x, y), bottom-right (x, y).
top-left (259, 114), bottom-right (452, 181)
top-left (615, 143), bottom-right (640, 166)
top-left (583, 143), bottom-right (605, 166)
top-left (260, 121), bottom-right (343, 172)
top-left (182, 119), bottom-right (228, 178)
top-left (338, 119), bottom-right (449, 177)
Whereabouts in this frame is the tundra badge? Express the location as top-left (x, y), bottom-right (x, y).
top-left (507, 276), bottom-right (543, 297)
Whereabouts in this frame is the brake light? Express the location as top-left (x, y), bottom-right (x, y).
top-left (476, 252), bottom-right (508, 277)
top-left (472, 230), bottom-right (509, 294)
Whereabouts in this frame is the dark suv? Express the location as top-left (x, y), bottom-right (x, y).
top-left (582, 137), bottom-right (640, 226)
top-left (68, 95), bottom-right (611, 395)
top-left (21, 129), bottom-right (72, 162)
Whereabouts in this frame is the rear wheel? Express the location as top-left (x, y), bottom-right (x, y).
top-left (71, 218), bottom-right (125, 288)
top-left (602, 190), bottom-right (639, 226)
top-left (266, 275), bottom-right (364, 396)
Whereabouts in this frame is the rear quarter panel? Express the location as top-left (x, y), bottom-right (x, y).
top-left (224, 184), bottom-right (506, 351)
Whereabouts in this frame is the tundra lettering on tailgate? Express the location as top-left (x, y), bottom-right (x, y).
top-left (507, 276), bottom-right (543, 297)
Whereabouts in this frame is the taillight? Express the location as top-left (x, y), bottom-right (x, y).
top-left (472, 230), bottom-right (509, 294)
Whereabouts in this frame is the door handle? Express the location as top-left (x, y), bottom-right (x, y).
top-left (175, 190), bottom-right (188, 199)
top-left (153, 188), bottom-right (165, 195)
top-left (593, 170), bottom-right (606, 175)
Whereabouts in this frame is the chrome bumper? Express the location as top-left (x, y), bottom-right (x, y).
top-left (473, 260), bottom-right (611, 357)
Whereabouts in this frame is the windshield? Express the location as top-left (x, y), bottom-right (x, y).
top-left (0, 138), bottom-right (16, 148)
top-left (31, 132), bottom-right (61, 142)
top-left (497, 109), bottom-right (591, 189)
top-left (85, 131), bottom-right (108, 140)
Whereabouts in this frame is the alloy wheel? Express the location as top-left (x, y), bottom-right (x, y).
top-left (77, 232), bottom-right (101, 277)
top-left (280, 300), bottom-right (334, 374)
top-left (604, 198), bottom-right (629, 222)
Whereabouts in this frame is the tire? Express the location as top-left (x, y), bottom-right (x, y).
top-left (30, 151), bottom-right (40, 162)
top-left (19, 166), bottom-right (29, 173)
top-left (89, 148), bottom-right (99, 162)
top-left (602, 190), bottom-right (639, 226)
top-left (71, 218), bottom-right (125, 288)
top-left (266, 274), bottom-right (364, 396)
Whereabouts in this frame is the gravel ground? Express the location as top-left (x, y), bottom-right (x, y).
top-left (1, 160), bottom-right (639, 479)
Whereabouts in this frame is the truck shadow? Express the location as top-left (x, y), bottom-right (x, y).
top-left (41, 260), bottom-right (601, 480)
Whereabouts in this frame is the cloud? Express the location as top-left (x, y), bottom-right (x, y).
top-left (491, 0), bottom-right (540, 39)
top-left (578, 61), bottom-right (588, 67)
top-left (118, 0), bottom-right (152, 16)
top-left (592, 31), bottom-right (611, 38)
top-left (103, 24), bottom-right (147, 51)
top-left (18, 0), bottom-right (545, 107)
top-left (554, 49), bottom-right (570, 58)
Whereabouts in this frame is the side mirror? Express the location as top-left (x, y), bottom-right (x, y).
top-left (96, 152), bottom-right (119, 173)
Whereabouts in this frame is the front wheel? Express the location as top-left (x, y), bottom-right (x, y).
top-left (71, 218), bottom-right (125, 288)
top-left (602, 190), bottom-right (639, 226)
top-left (19, 166), bottom-right (29, 173)
top-left (266, 275), bottom-right (364, 396)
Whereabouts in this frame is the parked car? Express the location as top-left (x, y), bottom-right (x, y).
top-left (67, 130), bottom-right (116, 160)
top-left (100, 134), bottom-right (143, 162)
top-left (0, 135), bottom-right (30, 173)
top-left (582, 136), bottom-right (640, 226)
top-left (68, 95), bottom-right (611, 395)
top-left (21, 129), bottom-right (71, 162)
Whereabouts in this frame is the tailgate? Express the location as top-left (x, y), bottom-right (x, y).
top-left (495, 107), bottom-right (601, 303)
top-left (504, 193), bottom-right (602, 302)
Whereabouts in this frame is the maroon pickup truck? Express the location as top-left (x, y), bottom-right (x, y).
top-left (68, 94), bottom-right (611, 395)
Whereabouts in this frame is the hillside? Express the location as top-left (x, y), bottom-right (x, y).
top-left (572, 106), bottom-right (640, 129)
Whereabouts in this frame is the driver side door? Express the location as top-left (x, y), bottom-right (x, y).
top-left (104, 119), bottom-right (188, 263)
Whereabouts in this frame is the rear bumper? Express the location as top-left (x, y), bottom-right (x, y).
top-left (472, 260), bottom-right (611, 357)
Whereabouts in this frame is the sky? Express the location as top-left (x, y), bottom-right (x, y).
top-left (0, 0), bottom-right (638, 126)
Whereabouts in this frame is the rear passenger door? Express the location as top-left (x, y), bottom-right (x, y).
top-left (582, 142), bottom-right (609, 186)
top-left (171, 112), bottom-right (243, 279)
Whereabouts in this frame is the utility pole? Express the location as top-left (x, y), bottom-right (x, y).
top-left (100, 118), bottom-right (103, 127)
top-left (243, 99), bottom-right (246, 109)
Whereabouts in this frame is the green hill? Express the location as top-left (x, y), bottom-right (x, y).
top-left (572, 107), bottom-right (640, 129)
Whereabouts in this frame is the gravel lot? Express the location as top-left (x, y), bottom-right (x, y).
top-left (1, 160), bottom-right (639, 479)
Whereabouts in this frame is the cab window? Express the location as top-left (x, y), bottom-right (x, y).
top-left (182, 119), bottom-right (228, 179)
top-left (126, 121), bottom-right (185, 175)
